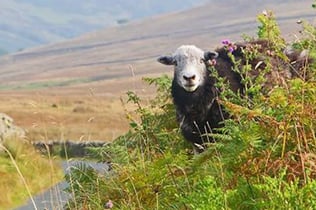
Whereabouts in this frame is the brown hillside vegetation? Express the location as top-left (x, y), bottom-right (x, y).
top-left (0, 94), bottom-right (132, 141)
top-left (0, 0), bottom-right (314, 141)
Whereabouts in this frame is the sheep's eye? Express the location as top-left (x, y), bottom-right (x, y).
top-left (174, 60), bottom-right (178, 66)
top-left (200, 58), bottom-right (205, 64)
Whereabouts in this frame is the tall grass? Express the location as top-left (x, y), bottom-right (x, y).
top-left (64, 10), bottom-right (316, 210)
top-left (0, 137), bottom-right (63, 210)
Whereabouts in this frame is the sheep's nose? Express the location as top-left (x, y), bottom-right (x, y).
top-left (183, 75), bottom-right (196, 81)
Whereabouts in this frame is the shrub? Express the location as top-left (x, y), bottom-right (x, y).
top-left (65, 10), bottom-right (316, 210)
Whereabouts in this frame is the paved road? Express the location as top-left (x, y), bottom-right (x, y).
top-left (16, 160), bottom-right (109, 210)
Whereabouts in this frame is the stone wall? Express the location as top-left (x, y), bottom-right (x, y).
top-left (32, 140), bottom-right (108, 157)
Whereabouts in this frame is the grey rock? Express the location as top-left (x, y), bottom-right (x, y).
top-left (0, 113), bottom-right (25, 142)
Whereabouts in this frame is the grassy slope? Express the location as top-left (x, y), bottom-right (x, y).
top-left (0, 94), bottom-right (135, 142)
top-left (0, 138), bottom-right (63, 209)
top-left (0, 0), bottom-right (313, 141)
top-left (0, 1), bottom-right (313, 88)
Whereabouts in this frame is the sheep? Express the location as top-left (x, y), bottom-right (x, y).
top-left (157, 40), bottom-right (309, 152)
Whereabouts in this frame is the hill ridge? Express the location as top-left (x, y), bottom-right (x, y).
top-left (0, 0), bottom-right (313, 95)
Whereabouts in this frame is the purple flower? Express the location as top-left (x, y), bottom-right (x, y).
top-left (221, 39), bottom-right (236, 53)
top-left (228, 46), bottom-right (235, 53)
top-left (105, 200), bottom-right (113, 209)
top-left (221, 39), bottom-right (230, 45)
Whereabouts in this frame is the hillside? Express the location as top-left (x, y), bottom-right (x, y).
top-left (0, 0), bottom-right (209, 53)
top-left (0, 0), bottom-right (314, 97)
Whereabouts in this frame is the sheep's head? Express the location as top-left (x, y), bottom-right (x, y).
top-left (158, 45), bottom-right (218, 92)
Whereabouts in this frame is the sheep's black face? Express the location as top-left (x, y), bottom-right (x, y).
top-left (158, 45), bottom-right (218, 92)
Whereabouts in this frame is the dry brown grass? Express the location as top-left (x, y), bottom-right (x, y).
top-left (0, 72), bottom-right (158, 143)
top-left (0, 0), bottom-right (312, 143)
top-left (0, 93), bottom-right (134, 142)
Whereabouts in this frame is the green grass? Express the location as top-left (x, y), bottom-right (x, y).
top-left (0, 137), bottom-right (63, 210)
top-left (63, 9), bottom-right (316, 210)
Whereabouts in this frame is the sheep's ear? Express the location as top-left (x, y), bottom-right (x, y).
top-left (157, 55), bottom-right (175, 65)
top-left (204, 51), bottom-right (218, 61)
